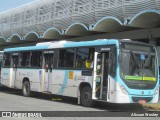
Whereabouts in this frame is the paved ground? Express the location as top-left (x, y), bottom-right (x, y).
top-left (0, 86), bottom-right (159, 120)
top-left (0, 86), bottom-right (144, 111)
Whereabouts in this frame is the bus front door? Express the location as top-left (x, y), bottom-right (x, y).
top-left (44, 53), bottom-right (54, 92)
top-left (92, 52), bottom-right (109, 101)
top-left (12, 54), bottom-right (18, 88)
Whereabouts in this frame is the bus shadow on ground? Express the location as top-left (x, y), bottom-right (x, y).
top-left (0, 86), bottom-right (144, 111)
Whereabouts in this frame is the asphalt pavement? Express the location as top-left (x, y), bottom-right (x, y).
top-left (0, 86), bottom-right (159, 120)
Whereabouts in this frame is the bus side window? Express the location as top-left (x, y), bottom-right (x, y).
top-left (58, 49), bottom-right (74, 68)
top-left (3, 53), bottom-right (11, 67)
top-left (12, 55), bottom-right (19, 68)
top-left (88, 48), bottom-right (95, 68)
top-left (44, 53), bottom-right (54, 72)
top-left (76, 48), bottom-right (89, 68)
top-left (20, 52), bottom-right (31, 67)
top-left (31, 51), bottom-right (42, 68)
top-left (58, 50), bottom-right (65, 67)
top-left (76, 48), bottom-right (94, 69)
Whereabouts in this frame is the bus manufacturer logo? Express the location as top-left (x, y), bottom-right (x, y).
top-left (101, 48), bottom-right (110, 51)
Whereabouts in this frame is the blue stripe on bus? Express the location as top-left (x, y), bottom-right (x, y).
top-left (4, 45), bottom-right (49, 52)
top-left (58, 71), bottom-right (68, 95)
top-left (108, 40), bottom-right (119, 46)
top-left (4, 39), bottom-right (119, 52)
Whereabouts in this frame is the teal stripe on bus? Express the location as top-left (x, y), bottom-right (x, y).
top-left (58, 71), bottom-right (68, 95)
top-left (4, 45), bottom-right (49, 52)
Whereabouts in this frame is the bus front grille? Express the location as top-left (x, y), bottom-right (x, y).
top-left (132, 97), bottom-right (153, 103)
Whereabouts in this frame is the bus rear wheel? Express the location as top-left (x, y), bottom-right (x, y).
top-left (80, 86), bottom-right (94, 107)
top-left (22, 81), bottom-right (31, 97)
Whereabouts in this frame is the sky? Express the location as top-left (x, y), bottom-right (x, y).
top-left (0, 0), bottom-right (36, 13)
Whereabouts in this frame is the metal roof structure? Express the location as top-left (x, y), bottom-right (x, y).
top-left (0, 0), bottom-right (160, 47)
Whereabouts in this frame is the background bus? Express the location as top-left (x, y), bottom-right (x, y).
top-left (0, 51), bottom-right (3, 70)
top-left (0, 39), bottom-right (159, 107)
top-left (0, 51), bottom-right (3, 86)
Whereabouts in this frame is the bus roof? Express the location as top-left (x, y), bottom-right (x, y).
top-left (4, 45), bottom-right (49, 52)
top-left (4, 39), bottom-right (153, 52)
top-left (4, 39), bottom-right (119, 52)
top-left (49, 39), bottom-right (119, 48)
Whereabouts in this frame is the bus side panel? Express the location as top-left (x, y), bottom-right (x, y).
top-left (49, 70), bottom-right (92, 98)
top-left (62, 70), bottom-right (93, 98)
top-left (49, 70), bottom-right (65, 95)
top-left (1, 68), bottom-right (12, 87)
top-left (16, 69), bottom-right (42, 92)
top-left (62, 70), bottom-right (79, 98)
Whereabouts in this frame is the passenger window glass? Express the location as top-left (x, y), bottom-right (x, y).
top-left (20, 52), bottom-right (31, 67)
top-left (76, 48), bottom-right (89, 68)
top-left (58, 49), bottom-right (75, 68)
top-left (76, 48), bottom-right (95, 69)
top-left (12, 54), bottom-right (19, 68)
top-left (44, 52), bottom-right (54, 69)
top-left (3, 53), bottom-right (11, 67)
top-left (31, 51), bottom-right (42, 67)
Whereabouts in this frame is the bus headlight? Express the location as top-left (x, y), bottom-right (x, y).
top-left (119, 84), bottom-right (129, 95)
top-left (154, 87), bottom-right (159, 95)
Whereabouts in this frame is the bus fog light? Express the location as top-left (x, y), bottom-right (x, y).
top-left (119, 84), bottom-right (129, 95)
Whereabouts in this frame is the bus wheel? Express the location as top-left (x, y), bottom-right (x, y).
top-left (22, 81), bottom-right (30, 97)
top-left (80, 86), bottom-right (94, 107)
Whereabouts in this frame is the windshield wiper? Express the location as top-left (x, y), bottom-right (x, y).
top-left (144, 53), bottom-right (151, 68)
top-left (130, 51), bottom-right (139, 66)
top-left (130, 51), bottom-right (139, 75)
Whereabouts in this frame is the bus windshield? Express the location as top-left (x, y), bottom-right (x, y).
top-left (119, 43), bottom-right (157, 89)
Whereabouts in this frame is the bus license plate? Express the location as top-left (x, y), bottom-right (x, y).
top-left (138, 100), bottom-right (146, 104)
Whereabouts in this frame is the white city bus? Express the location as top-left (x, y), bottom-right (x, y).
top-left (1, 39), bottom-right (159, 107)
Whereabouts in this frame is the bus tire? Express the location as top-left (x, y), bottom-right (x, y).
top-left (80, 86), bottom-right (94, 107)
top-left (22, 81), bottom-right (31, 97)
